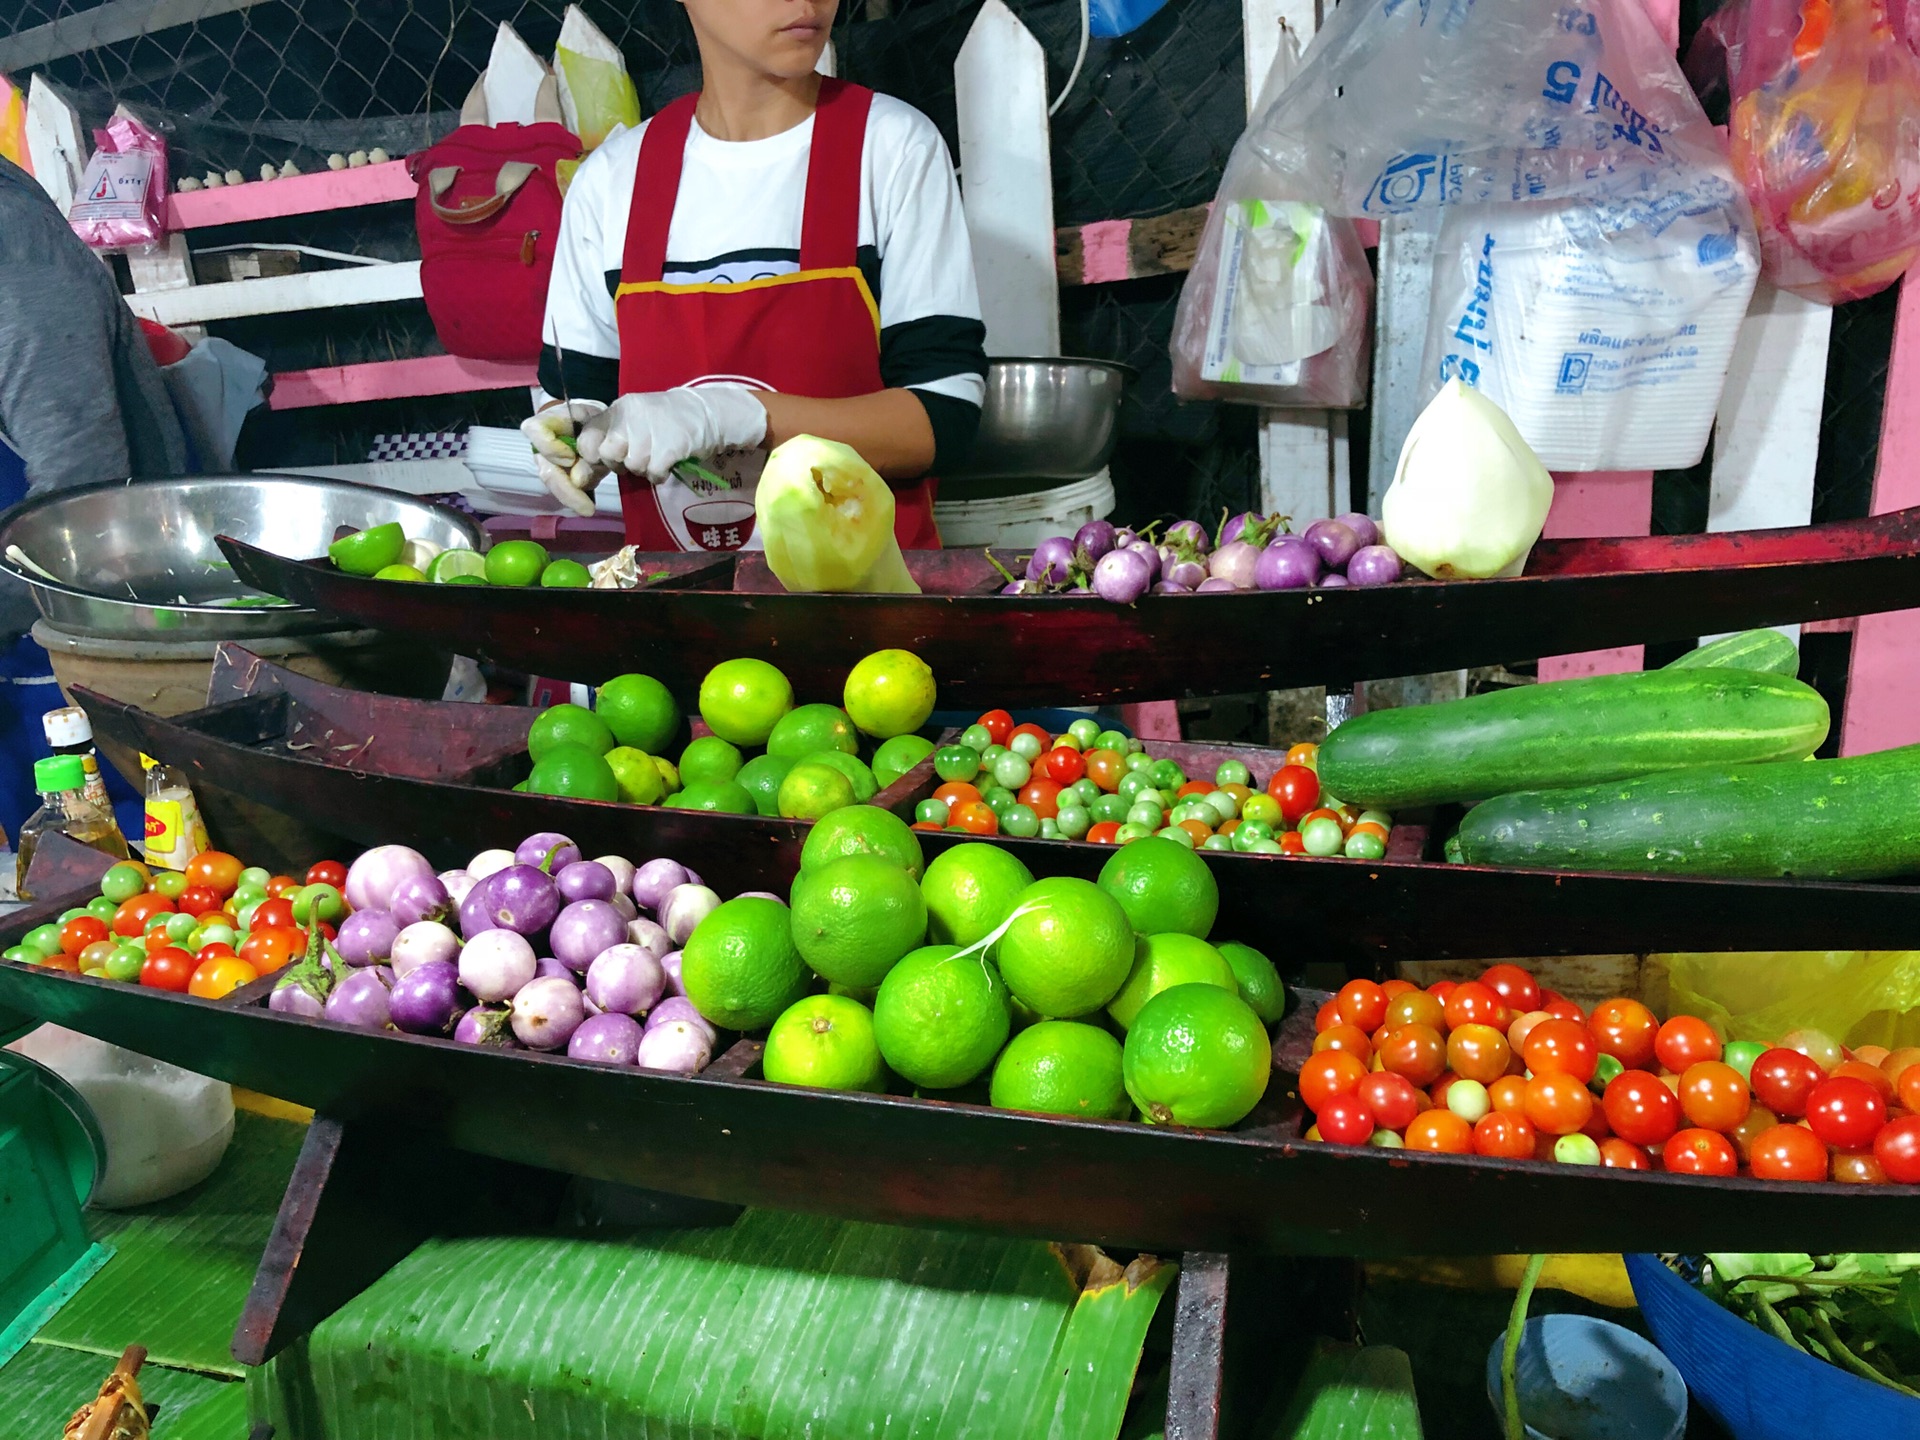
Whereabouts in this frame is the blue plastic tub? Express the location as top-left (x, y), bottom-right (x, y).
top-left (927, 708), bottom-right (1128, 740)
top-left (1626, 1253), bottom-right (1920, 1440)
top-left (1483, 1314), bottom-right (1685, 1440)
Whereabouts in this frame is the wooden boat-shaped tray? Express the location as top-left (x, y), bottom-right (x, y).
top-left (219, 504), bottom-right (1920, 703)
top-left (2, 834), bottom-right (1914, 1258)
top-left (78, 645), bottom-right (1920, 966)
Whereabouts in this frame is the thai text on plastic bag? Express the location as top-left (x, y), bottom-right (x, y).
top-left (1170, 29), bottom-right (1372, 408)
top-left (1689, 0), bottom-right (1920, 305)
top-left (68, 110), bottom-right (168, 253)
top-left (1648, 950), bottom-right (1920, 1051)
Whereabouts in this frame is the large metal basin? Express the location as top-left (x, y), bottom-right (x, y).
top-left (945, 359), bottom-right (1133, 481)
top-left (0, 474), bottom-right (483, 640)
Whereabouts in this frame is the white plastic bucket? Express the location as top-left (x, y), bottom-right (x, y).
top-left (934, 470), bottom-right (1115, 548)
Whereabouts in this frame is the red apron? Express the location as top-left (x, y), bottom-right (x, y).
top-left (613, 79), bottom-right (940, 552)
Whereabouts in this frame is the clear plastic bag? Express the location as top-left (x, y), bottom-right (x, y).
top-left (68, 110), bottom-right (168, 253)
top-left (553, 4), bottom-right (641, 153)
top-left (1694, 0), bottom-right (1920, 305)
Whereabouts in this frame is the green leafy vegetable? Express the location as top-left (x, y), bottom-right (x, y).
top-left (1701, 1253), bottom-right (1920, 1398)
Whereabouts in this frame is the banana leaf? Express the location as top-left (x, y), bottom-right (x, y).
top-left (1267, 1342), bottom-right (1424, 1439)
top-left (0, 1341), bottom-right (235, 1436)
top-left (249, 1209), bottom-right (1175, 1440)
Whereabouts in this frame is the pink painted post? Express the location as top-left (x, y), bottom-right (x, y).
top-left (1119, 702), bottom-right (1183, 742)
top-left (1838, 270), bottom-right (1920, 755)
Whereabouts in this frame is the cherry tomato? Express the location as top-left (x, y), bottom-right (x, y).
top-left (1266, 764), bottom-right (1320, 823)
top-left (1177, 819), bottom-right (1215, 846)
top-left (1282, 742), bottom-right (1319, 770)
top-left (1403, 1110), bottom-right (1473, 1153)
top-left (1541, 998), bottom-right (1587, 1025)
top-left (58, 916), bottom-right (109, 956)
top-left (1779, 1027), bottom-right (1845, 1072)
top-left (1854, 1045), bottom-right (1892, 1069)
top-left (1832, 1149), bottom-right (1889, 1185)
top-left (1728, 1104), bottom-right (1781, 1163)
top-left (1084, 750), bottom-right (1127, 793)
top-left (1017, 779), bottom-right (1063, 820)
top-left (950, 802), bottom-right (999, 836)
top-left (1871, 1116), bottom-right (1920, 1184)
top-left (1478, 963), bottom-right (1542, 1015)
top-left (1277, 830), bottom-right (1306, 855)
top-left (188, 955), bottom-right (258, 1000)
top-left (78, 940), bottom-right (119, 973)
top-left (933, 782), bottom-right (982, 810)
top-left (1587, 998), bottom-right (1659, 1069)
top-left (972, 709), bottom-right (1012, 745)
top-left (1446, 1023), bottom-right (1512, 1086)
top-left (1376, 1024), bottom-right (1448, 1088)
top-left (1489, 1075), bottom-right (1529, 1115)
top-left (185, 849), bottom-right (243, 895)
top-left (1472, 1111), bottom-right (1537, 1159)
top-left (1042, 748), bottom-right (1086, 786)
top-left (1313, 998), bottom-right (1343, 1033)
top-left (238, 928), bottom-right (303, 975)
top-left (175, 885), bottom-right (223, 918)
top-left (1381, 979), bottom-right (1418, 1000)
top-left (140, 948), bottom-right (196, 992)
top-left (1663, 1128), bottom-right (1738, 1176)
top-left (1831, 1060), bottom-right (1896, 1103)
top-left (1747, 1123), bottom-right (1830, 1182)
top-left (1335, 978), bottom-right (1389, 1032)
top-left (1385, 990), bottom-right (1445, 1032)
top-left (1522, 1018), bottom-right (1599, 1085)
top-left (1316, 1093), bottom-right (1375, 1146)
top-left (1299, 1050), bottom-right (1368, 1112)
top-left (149, 870), bottom-right (189, 900)
top-left (1599, 1138), bottom-right (1653, 1170)
top-left (1356, 1072), bottom-right (1423, 1131)
top-left (1427, 981), bottom-right (1459, 1003)
top-left (1311, 1023), bottom-right (1371, 1061)
top-left (1442, 981), bottom-right (1508, 1033)
top-left (1007, 722), bottom-right (1051, 750)
top-left (1902, 1064), bottom-right (1920, 1116)
top-left (304, 859), bottom-right (348, 889)
top-left (194, 942), bottom-right (237, 965)
top-left (1679, 1061), bottom-right (1752, 1133)
top-left (1602, 1070), bottom-right (1681, 1147)
top-left (1751, 1046), bottom-right (1828, 1118)
top-left (1085, 821), bottom-right (1122, 845)
top-left (1507, 1009), bottom-right (1553, 1056)
top-left (1806, 1076), bottom-right (1887, 1150)
top-left (251, 897), bottom-right (297, 932)
top-left (1881, 1047), bottom-right (1920, 1089)
top-left (1654, 1016), bottom-right (1723, 1073)
top-left (109, 894), bottom-right (170, 937)
top-left (1522, 1073), bottom-right (1595, 1136)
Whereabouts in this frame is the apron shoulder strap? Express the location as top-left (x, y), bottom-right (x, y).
top-left (799, 79), bottom-right (874, 272)
top-left (621, 94), bottom-right (700, 284)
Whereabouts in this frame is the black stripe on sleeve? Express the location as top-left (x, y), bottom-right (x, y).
top-left (880, 314), bottom-right (989, 392)
top-left (538, 345), bottom-right (622, 404)
top-left (910, 387), bottom-right (983, 477)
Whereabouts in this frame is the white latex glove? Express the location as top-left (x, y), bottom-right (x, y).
top-left (520, 400), bottom-right (609, 517)
top-left (576, 384), bottom-right (769, 485)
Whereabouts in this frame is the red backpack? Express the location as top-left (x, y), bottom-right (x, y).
top-left (411, 122), bottom-right (581, 363)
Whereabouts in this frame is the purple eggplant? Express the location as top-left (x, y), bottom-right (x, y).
top-left (485, 864), bottom-right (561, 935)
top-left (389, 960), bottom-right (461, 1035)
top-left (568, 1012), bottom-right (644, 1065)
top-left (515, 831), bottom-right (581, 873)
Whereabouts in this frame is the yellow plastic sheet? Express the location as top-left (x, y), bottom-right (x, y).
top-left (1647, 950), bottom-right (1920, 1051)
top-left (1365, 1254), bottom-right (1635, 1308)
top-left (0, 74), bottom-right (28, 172)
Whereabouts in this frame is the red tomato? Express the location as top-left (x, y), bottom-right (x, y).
top-left (1316, 1093), bottom-right (1375, 1145)
top-left (1747, 1123), bottom-right (1831, 1182)
top-left (1507, 1009), bottom-right (1553, 1056)
top-left (1299, 1050), bottom-right (1368, 1112)
top-left (1478, 963), bottom-right (1542, 1015)
top-left (176, 886), bottom-right (222, 918)
top-left (1017, 779), bottom-right (1063, 820)
top-left (1872, 1116), bottom-right (1920, 1184)
top-left (238, 928), bottom-right (303, 975)
top-left (1085, 821), bottom-right (1122, 845)
top-left (251, 897), bottom-right (297, 932)
top-left (1376, 1024), bottom-right (1448, 1087)
top-left (1041, 748), bottom-right (1086, 786)
top-left (1277, 831), bottom-right (1307, 855)
top-left (1313, 998), bottom-right (1343, 1033)
top-left (304, 859), bottom-right (348, 889)
top-left (111, 893), bottom-right (174, 937)
top-left (1663, 1128), bottom-right (1739, 1176)
top-left (1084, 750), bottom-right (1127, 793)
top-left (1427, 980), bottom-right (1459, 1003)
top-left (59, 916), bottom-right (109, 956)
top-left (1832, 1149), bottom-right (1889, 1185)
top-left (1380, 979), bottom-right (1418, 999)
top-left (1831, 1060), bottom-right (1896, 1103)
top-left (1442, 982), bottom-right (1508, 1033)
top-left (194, 942), bottom-right (237, 964)
top-left (1385, 990), bottom-right (1445, 1032)
top-left (1446, 1023), bottom-right (1513, 1086)
top-left (1541, 998), bottom-right (1588, 1024)
top-left (1489, 1075), bottom-right (1529, 1115)
top-left (1266, 764), bottom-right (1321, 823)
top-left (1751, 1047), bottom-right (1828, 1118)
top-left (1522, 1073), bottom-right (1595, 1136)
top-left (1588, 998), bottom-right (1660, 1069)
top-left (1007, 723), bottom-right (1052, 750)
top-left (1403, 1110), bottom-right (1473, 1153)
top-left (950, 802), bottom-right (999, 836)
top-left (1654, 1015), bottom-right (1723, 1072)
top-left (1599, 1138), bottom-right (1653, 1171)
top-left (1806, 1076), bottom-right (1887, 1150)
top-left (1522, 1018), bottom-right (1600, 1085)
top-left (1902, 1064), bottom-right (1920, 1116)
top-left (264, 874), bottom-right (300, 897)
top-left (933, 782), bottom-right (982, 809)
top-left (140, 948), bottom-right (196, 992)
top-left (1356, 1072), bottom-right (1423, 1131)
top-left (1679, 1061), bottom-right (1752, 1133)
top-left (1312, 1025), bottom-right (1373, 1063)
top-left (1472, 1111), bottom-right (1538, 1159)
top-left (975, 710), bottom-right (1014, 745)
top-left (188, 956), bottom-right (258, 1000)
top-left (184, 849), bottom-right (243, 896)
top-left (1602, 1070), bottom-right (1682, 1147)
top-left (1335, 978), bottom-right (1389, 1033)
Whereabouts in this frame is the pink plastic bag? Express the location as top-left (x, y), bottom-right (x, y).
top-left (68, 111), bottom-right (168, 252)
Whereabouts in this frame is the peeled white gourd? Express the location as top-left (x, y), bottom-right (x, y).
top-left (756, 435), bottom-right (919, 594)
top-left (1381, 380), bottom-right (1554, 580)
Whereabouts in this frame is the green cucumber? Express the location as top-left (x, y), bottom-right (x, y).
top-left (1317, 669), bottom-right (1829, 809)
top-left (1458, 744), bottom-right (1920, 880)
top-left (1664, 628), bottom-right (1800, 676)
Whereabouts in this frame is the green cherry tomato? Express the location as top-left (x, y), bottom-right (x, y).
top-left (1055, 805), bottom-right (1091, 840)
top-left (1342, 831), bottom-right (1387, 862)
top-left (1132, 787), bottom-right (1167, 811)
top-left (1147, 758), bottom-right (1185, 791)
top-left (1126, 803), bottom-right (1165, 830)
top-left (1169, 802), bottom-right (1208, 827)
top-left (1591, 1053), bottom-right (1626, 1095)
top-left (1008, 731), bottom-right (1044, 761)
top-left (980, 744), bottom-right (1009, 766)
top-left (991, 752), bottom-right (1031, 789)
top-left (238, 866), bottom-right (271, 891)
top-left (103, 950), bottom-right (146, 983)
top-left (1001, 804), bottom-right (1040, 838)
top-left (1723, 1040), bottom-right (1768, 1082)
top-left (1554, 1134), bottom-right (1603, 1166)
top-left (99, 862), bottom-right (148, 904)
top-left (1299, 816), bottom-right (1344, 857)
top-left (1092, 793), bottom-right (1131, 824)
top-left (195, 922), bottom-right (238, 951)
top-left (1248, 839), bottom-right (1284, 855)
top-left (915, 799), bottom-right (951, 826)
top-left (1202, 834), bottom-right (1235, 853)
top-left (59, 908), bottom-right (88, 923)
top-left (1123, 752), bottom-right (1153, 774)
top-left (234, 897), bottom-right (264, 931)
top-left (982, 787), bottom-right (1018, 817)
top-left (932, 746), bottom-right (981, 783)
top-left (1214, 759), bottom-right (1252, 788)
top-left (1069, 778), bottom-right (1102, 806)
top-left (1051, 732), bottom-right (1083, 753)
top-left (959, 724), bottom-right (994, 752)
top-left (1204, 791), bottom-right (1240, 824)
top-left (150, 870), bottom-right (189, 899)
top-left (3, 945), bottom-right (37, 965)
top-left (1093, 729), bottom-right (1128, 753)
top-left (164, 912), bottom-right (198, 944)
top-left (1068, 718), bottom-right (1102, 748)
top-left (1153, 825), bottom-right (1196, 849)
top-left (1357, 809), bottom-right (1394, 831)
top-left (1233, 819), bottom-right (1277, 853)
top-left (292, 884), bottom-right (345, 925)
top-left (23, 924), bottom-right (63, 955)
top-left (1240, 793), bottom-right (1282, 827)
top-left (1039, 818), bottom-right (1061, 840)
top-left (143, 911), bottom-right (171, 933)
top-left (1113, 822), bottom-right (1153, 844)
top-left (86, 896), bottom-right (119, 923)
top-left (1126, 739), bottom-right (1146, 755)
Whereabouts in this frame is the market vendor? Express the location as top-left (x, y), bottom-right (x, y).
top-left (524, 0), bottom-right (986, 552)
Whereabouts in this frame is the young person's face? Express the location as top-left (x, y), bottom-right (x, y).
top-left (683, 0), bottom-right (838, 80)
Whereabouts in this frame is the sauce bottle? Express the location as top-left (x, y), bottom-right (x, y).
top-left (17, 755), bottom-right (131, 901)
top-left (42, 705), bottom-right (114, 814)
top-left (141, 752), bottom-right (208, 871)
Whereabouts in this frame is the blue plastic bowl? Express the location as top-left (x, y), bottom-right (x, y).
top-left (1483, 1314), bottom-right (1686, 1440)
top-left (1626, 1253), bottom-right (1920, 1440)
top-left (927, 709), bottom-right (1128, 739)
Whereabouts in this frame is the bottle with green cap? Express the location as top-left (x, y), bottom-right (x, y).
top-left (16, 754), bottom-right (131, 901)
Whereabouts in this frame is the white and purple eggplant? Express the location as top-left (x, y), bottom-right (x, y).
top-left (1091, 546), bottom-right (1153, 604)
top-left (334, 908), bottom-right (399, 967)
top-left (660, 884), bottom-right (722, 946)
top-left (483, 864), bottom-right (562, 935)
top-left (343, 845), bottom-right (435, 914)
top-left (389, 960), bottom-right (461, 1035)
top-left (568, 1012), bottom-right (644, 1065)
top-left (635, 1019), bottom-right (711, 1075)
top-left (511, 976), bottom-right (586, 1051)
top-left (586, 943), bottom-right (666, 1017)
top-left (555, 860), bottom-right (617, 904)
top-left (454, 1003), bottom-right (520, 1048)
top-left (632, 858), bottom-right (694, 912)
top-left (390, 872), bottom-right (453, 927)
top-left (324, 967), bottom-right (392, 1031)
top-left (1254, 536), bottom-right (1322, 591)
top-left (458, 929), bottom-right (537, 1003)
top-left (550, 899), bottom-right (629, 972)
top-left (1346, 544), bottom-right (1404, 587)
top-left (391, 920), bottom-right (458, 977)
top-left (646, 995), bottom-right (717, 1047)
top-left (515, 831), bottom-right (581, 873)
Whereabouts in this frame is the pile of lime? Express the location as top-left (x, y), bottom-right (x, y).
top-left (327, 526), bottom-right (591, 589)
top-left (688, 821), bottom-right (1282, 1131)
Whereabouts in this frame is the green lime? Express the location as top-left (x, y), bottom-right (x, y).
top-left (1216, 940), bottom-right (1286, 1024)
top-left (678, 735), bottom-right (744, 788)
top-left (871, 734), bottom-right (937, 789)
top-left (666, 780), bottom-right (756, 814)
top-left (605, 746), bottom-right (666, 804)
top-left (920, 843), bottom-right (1034, 949)
top-left (993, 876), bottom-right (1134, 1020)
top-left (596, 673), bottom-right (680, 753)
top-left (681, 896), bottom-right (810, 1030)
top-left (1122, 984), bottom-right (1272, 1128)
top-left (652, 755), bottom-right (680, 792)
top-left (485, 539), bottom-right (550, 587)
top-left (800, 804), bottom-right (924, 880)
top-left (328, 522), bottom-right (405, 576)
top-left (736, 753), bottom-right (796, 817)
top-left (1106, 933), bottom-right (1238, 1031)
top-left (800, 748), bottom-right (877, 801)
top-left (872, 944), bottom-right (1010, 1090)
top-left (540, 558), bottom-right (592, 587)
top-left (372, 563), bottom-right (426, 582)
top-left (789, 854), bottom-right (927, 989)
top-left (699, 658), bottom-right (793, 746)
top-left (777, 761), bottom-right (857, 821)
top-left (1096, 837), bottom-right (1219, 939)
top-left (843, 649), bottom-right (937, 739)
top-left (525, 743), bottom-right (619, 802)
top-left (428, 548), bottom-right (488, 583)
top-left (767, 703), bottom-right (860, 759)
top-left (990, 1021), bottom-right (1128, 1119)
top-left (763, 994), bottom-right (886, 1091)
top-left (444, 574), bottom-right (487, 585)
top-left (528, 703), bottom-right (615, 762)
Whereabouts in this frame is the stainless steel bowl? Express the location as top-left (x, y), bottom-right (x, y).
top-left (0, 474), bottom-right (483, 641)
top-left (946, 358), bottom-right (1134, 481)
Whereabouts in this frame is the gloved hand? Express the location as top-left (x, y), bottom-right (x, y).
top-left (520, 399), bottom-right (609, 518)
top-left (576, 384), bottom-right (769, 485)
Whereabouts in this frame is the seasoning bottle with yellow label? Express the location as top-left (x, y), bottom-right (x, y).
top-left (141, 752), bottom-right (208, 871)
top-left (18, 755), bottom-right (131, 900)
